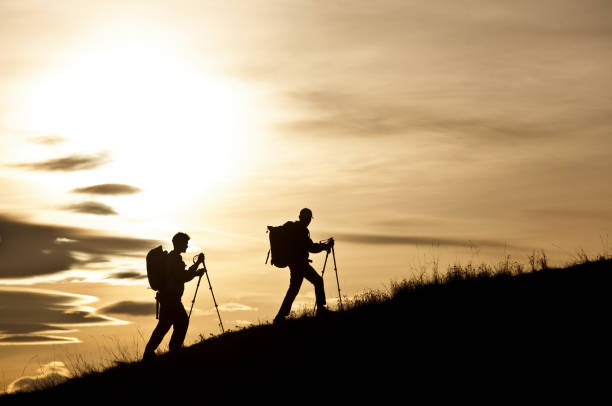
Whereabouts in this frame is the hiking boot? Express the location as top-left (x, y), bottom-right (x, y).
top-left (316, 306), bottom-right (333, 317)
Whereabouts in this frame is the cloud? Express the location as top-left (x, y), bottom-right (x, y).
top-left (54, 237), bottom-right (77, 244)
top-left (279, 90), bottom-right (589, 143)
top-left (0, 215), bottom-right (160, 278)
top-left (27, 135), bottom-right (68, 145)
top-left (107, 271), bottom-right (146, 280)
top-left (233, 320), bottom-right (253, 327)
top-left (215, 0), bottom-right (611, 146)
top-left (368, 217), bottom-right (438, 229)
top-left (67, 235), bottom-right (159, 258)
top-left (9, 152), bottom-right (110, 171)
top-left (200, 303), bottom-right (257, 316)
top-left (523, 207), bottom-right (612, 221)
top-left (7, 361), bottom-right (71, 393)
top-left (279, 91), bottom-right (414, 137)
top-left (63, 201), bottom-right (118, 216)
top-left (71, 183), bottom-right (142, 195)
top-left (218, 303), bottom-right (257, 312)
top-left (99, 301), bottom-right (154, 316)
top-left (0, 335), bottom-right (78, 344)
top-left (333, 232), bottom-right (518, 249)
top-left (0, 287), bottom-right (126, 345)
top-left (0, 217), bottom-right (74, 278)
top-left (100, 301), bottom-right (258, 318)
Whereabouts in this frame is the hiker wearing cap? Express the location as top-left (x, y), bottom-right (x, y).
top-left (274, 208), bottom-right (334, 323)
top-left (143, 232), bottom-right (205, 361)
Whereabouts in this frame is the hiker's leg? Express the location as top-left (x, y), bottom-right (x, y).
top-left (143, 302), bottom-right (173, 358)
top-left (303, 264), bottom-right (326, 307)
top-left (169, 301), bottom-right (189, 352)
top-left (276, 265), bottom-right (305, 318)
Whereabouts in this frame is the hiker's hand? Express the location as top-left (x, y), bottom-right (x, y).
top-left (197, 268), bottom-right (206, 277)
top-left (197, 253), bottom-right (204, 264)
top-left (326, 239), bottom-right (334, 251)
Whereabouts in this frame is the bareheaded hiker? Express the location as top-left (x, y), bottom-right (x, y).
top-left (143, 232), bottom-right (206, 360)
top-left (270, 208), bottom-right (334, 323)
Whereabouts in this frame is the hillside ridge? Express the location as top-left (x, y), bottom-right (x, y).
top-left (3, 257), bottom-right (610, 401)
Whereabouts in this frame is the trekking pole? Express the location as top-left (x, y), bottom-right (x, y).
top-left (204, 267), bottom-right (225, 333)
top-left (313, 247), bottom-right (330, 313)
top-left (321, 244), bottom-right (330, 278)
top-left (331, 245), bottom-right (343, 311)
top-left (188, 254), bottom-right (205, 323)
top-left (188, 272), bottom-right (203, 321)
top-left (191, 254), bottom-right (225, 334)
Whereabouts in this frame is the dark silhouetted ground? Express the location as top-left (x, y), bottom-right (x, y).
top-left (3, 257), bottom-right (610, 402)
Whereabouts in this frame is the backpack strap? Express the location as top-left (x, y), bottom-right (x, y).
top-left (155, 291), bottom-right (160, 319)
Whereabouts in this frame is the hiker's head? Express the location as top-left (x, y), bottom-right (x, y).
top-left (299, 208), bottom-right (313, 226)
top-left (172, 232), bottom-right (190, 253)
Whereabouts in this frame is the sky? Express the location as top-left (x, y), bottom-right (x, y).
top-left (1, 0), bottom-right (611, 393)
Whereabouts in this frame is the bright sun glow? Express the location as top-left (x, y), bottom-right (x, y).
top-left (13, 22), bottom-right (260, 226)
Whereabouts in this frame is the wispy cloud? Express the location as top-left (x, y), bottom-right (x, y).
top-left (280, 89), bottom-right (591, 144)
top-left (218, 303), bottom-right (257, 312)
top-left (100, 301), bottom-right (257, 318)
top-left (199, 303), bottom-right (257, 316)
top-left (280, 91), bottom-right (416, 137)
top-left (523, 207), bottom-right (612, 221)
top-left (0, 335), bottom-right (78, 345)
top-left (333, 232), bottom-right (518, 249)
top-left (71, 183), bottom-right (141, 195)
top-left (7, 361), bottom-right (71, 393)
top-left (0, 215), bottom-right (160, 278)
top-left (63, 201), bottom-right (118, 216)
top-left (0, 288), bottom-right (126, 345)
top-left (27, 135), bottom-right (68, 145)
top-left (367, 217), bottom-right (439, 229)
top-left (9, 152), bottom-right (109, 172)
top-left (67, 235), bottom-right (160, 257)
top-left (99, 301), bottom-right (154, 316)
top-left (106, 271), bottom-right (145, 280)
top-left (232, 320), bottom-right (253, 327)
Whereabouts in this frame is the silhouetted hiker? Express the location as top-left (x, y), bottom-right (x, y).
top-left (143, 232), bottom-right (205, 361)
top-left (274, 208), bottom-right (334, 323)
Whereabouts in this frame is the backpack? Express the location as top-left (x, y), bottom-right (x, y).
top-left (266, 221), bottom-right (297, 268)
top-left (146, 245), bottom-right (168, 291)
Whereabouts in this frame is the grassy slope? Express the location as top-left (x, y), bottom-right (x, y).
top-left (3, 258), bottom-right (610, 402)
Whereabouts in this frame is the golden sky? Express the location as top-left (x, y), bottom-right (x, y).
top-left (1, 0), bottom-right (611, 392)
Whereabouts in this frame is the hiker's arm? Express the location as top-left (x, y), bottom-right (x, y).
top-left (308, 237), bottom-right (326, 254)
top-left (183, 262), bottom-right (201, 282)
top-left (168, 256), bottom-right (199, 283)
top-left (295, 225), bottom-right (325, 254)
